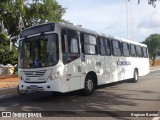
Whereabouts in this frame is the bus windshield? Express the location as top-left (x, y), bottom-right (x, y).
top-left (18, 34), bottom-right (58, 68)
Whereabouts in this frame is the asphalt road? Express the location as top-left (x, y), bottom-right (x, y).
top-left (0, 70), bottom-right (160, 120)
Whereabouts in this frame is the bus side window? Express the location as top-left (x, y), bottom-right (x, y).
top-left (105, 38), bottom-right (111, 56)
top-left (111, 39), bottom-right (122, 56)
top-left (98, 37), bottom-right (105, 55)
top-left (122, 42), bottom-right (130, 57)
top-left (81, 33), bottom-right (97, 55)
top-left (141, 47), bottom-right (144, 57)
top-left (68, 31), bottom-right (79, 54)
top-left (130, 44), bottom-right (137, 57)
top-left (136, 45), bottom-right (142, 57)
top-left (143, 47), bottom-right (148, 58)
top-left (61, 29), bottom-right (67, 53)
top-left (61, 29), bottom-right (80, 64)
top-left (69, 38), bottom-right (79, 53)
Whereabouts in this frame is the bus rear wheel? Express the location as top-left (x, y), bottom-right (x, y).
top-left (132, 69), bottom-right (139, 83)
top-left (83, 75), bottom-right (95, 96)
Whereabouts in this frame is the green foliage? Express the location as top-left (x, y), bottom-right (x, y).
top-left (0, 0), bottom-right (66, 37)
top-left (0, 0), bottom-right (65, 65)
top-left (147, 0), bottom-right (157, 7)
top-left (129, 0), bottom-right (158, 7)
top-left (143, 34), bottom-right (160, 65)
top-left (0, 33), bottom-right (18, 65)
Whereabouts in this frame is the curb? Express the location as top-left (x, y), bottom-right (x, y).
top-left (150, 68), bottom-right (160, 72)
top-left (0, 86), bottom-right (17, 90)
top-left (0, 86), bottom-right (17, 97)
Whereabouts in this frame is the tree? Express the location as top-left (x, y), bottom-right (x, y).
top-left (0, 0), bottom-right (66, 39)
top-left (0, 0), bottom-right (66, 65)
top-left (23, 0), bottom-right (66, 28)
top-left (129, 0), bottom-right (158, 7)
top-left (143, 34), bottom-right (160, 66)
top-left (0, 33), bottom-right (18, 65)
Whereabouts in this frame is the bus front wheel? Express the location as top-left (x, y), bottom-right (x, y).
top-left (83, 75), bottom-right (95, 96)
top-left (17, 85), bottom-right (27, 95)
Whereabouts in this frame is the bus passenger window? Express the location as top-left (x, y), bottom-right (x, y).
top-left (105, 38), bottom-right (111, 56)
top-left (130, 44), bottom-right (137, 57)
top-left (81, 33), bottom-right (97, 55)
top-left (143, 47), bottom-right (148, 58)
top-left (61, 29), bottom-right (67, 53)
top-left (112, 39), bottom-right (122, 56)
top-left (98, 37), bottom-right (105, 55)
top-left (136, 45), bottom-right (142, 57)
top-left (70, 38), bottom-right (79, 53)
top-left (122, 42), bottom-right (130, 57)
top-left (141, 47), bottom-right (144, 57)
top-left (61, 29), bottom-right (80, 64)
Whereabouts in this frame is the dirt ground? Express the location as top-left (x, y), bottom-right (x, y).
top-left (0, 75), bottom-right (18, 89)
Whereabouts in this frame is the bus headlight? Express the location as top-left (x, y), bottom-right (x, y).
top-left (50, 71), bottom-right (60, 80)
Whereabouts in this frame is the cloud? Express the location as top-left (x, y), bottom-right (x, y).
top-left (62, 1), bottom-right (126, 32)
top-left (138, 10), bottom-right (160, 37)
top-left (138, 27), bottom-right (153, 35)
top-left (57, 0), bottom-right (160, 42)
top-left (138, 11), bottom-right (160, 29)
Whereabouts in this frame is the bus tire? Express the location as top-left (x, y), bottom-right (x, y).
top-left (83, 74), bottom-right (95, 96)
top-left (17, 85), bottom-right (27, 95)
top-left (132, 69), bottom-right (139, 83)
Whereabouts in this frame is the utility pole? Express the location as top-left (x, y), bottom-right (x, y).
top-left (126, 0), bottom-right (134, 41)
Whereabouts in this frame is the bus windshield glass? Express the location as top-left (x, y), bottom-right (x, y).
top-left (18, 34), bottom-right (58, 68)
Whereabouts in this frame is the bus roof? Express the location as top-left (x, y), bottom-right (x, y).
top-left (56, 22), bottom-right (100, 35)
top-left (106, 35), bottom-right (147, 47)
top-left (21, 22), bottom-right (147, 47)
top-left (56, 22), bottom-right (147, 47)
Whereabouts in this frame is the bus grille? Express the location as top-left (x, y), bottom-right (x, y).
top-left (24, 70), bottom-right (46, 77)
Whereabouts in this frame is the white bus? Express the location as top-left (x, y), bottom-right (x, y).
top-left (18, 22), bottom-right (150, 95)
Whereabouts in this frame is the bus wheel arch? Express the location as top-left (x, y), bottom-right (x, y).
top-left (83, 71), bottom-right (97, 96)
top-left (132, 68), bottom-right (139, 83)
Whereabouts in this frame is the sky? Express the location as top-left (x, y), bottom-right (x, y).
top-left (56, 0), bottom-right (160, 42)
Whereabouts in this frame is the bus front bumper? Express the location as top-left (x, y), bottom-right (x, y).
top-left (18, 78), bottom-right (67, 93)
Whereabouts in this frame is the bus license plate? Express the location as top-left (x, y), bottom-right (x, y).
top-left (30, 85), bottom-right (37, 90)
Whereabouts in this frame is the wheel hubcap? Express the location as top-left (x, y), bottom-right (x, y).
top-left (87, 79), bottom-right (93, 91)
top-left (135, 72), bottom-right (138, 80)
